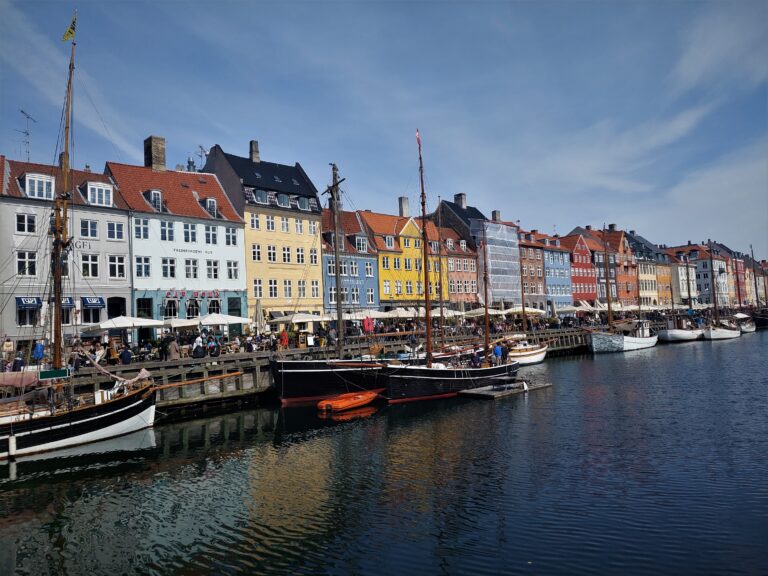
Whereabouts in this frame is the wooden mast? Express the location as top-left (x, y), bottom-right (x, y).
top-left (482, 225), bottom-right (491, 364)
top-left (437, 197), bottom-right (446, 350)
top-left (751, 245), bottom-right (761, 309)
top-left (518, 233), bottom-right (529, 332)
top-left (708, 242), bottom-right (721, 326)
top-left (52, 37), bottom-right (76, 369)
top-left (329, 163), bottom-right (344, 359)
top-left (601, 225), bottom-right (613, 328)
top-left (685, 255), bottom-right (693, 311)
top-left (416, 130), bottom-right (432, 367)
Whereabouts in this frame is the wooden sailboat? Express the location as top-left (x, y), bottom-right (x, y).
top-left (1, 16), bottom-right (156, 460)
top-left (658, 258), bottom-right (703, 341)
top-left (589, 226), bottom-right (657, 353)
top-left (703, 242), bottom-right (740, 340)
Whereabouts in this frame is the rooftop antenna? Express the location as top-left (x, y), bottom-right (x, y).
top-left (18, 109), bottom-right (37, 161)
top-left (196, 145), bottom-right (208, 169)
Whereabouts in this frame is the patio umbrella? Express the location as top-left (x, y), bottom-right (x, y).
top-left (198, 313), bottom-right (253, 326)
top-left (502, 306), bottom-right (546, 316)
top-left (83, 315), bottom-right (164, 330)
top-left (272, 312), bottom-right (325, 323)
top-left (164, 317), bottom-right (201, 329)
top-left (463, 307), bottom-right (505, 317)
top-left (255, 300), bottom-right (266, 333)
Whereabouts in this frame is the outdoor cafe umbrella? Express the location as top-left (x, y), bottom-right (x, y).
top-left (502, 306), bottom-right (546, 316)
top-left (83, 315), bottom-right (164, 331)
top-left (198, 313), bottom-right (253, 326)
top-left (163, 317), bottom-right (201, 329)
top-left (272, 312), bottom-right (325, 323)
top-left (463, 307), bottom-right (506, 318)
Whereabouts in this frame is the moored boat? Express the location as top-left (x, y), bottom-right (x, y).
top-left (657, 328), bottom-right (703, 342)
top-left (590, 320), bottom-right (658, 353)
top-left (317, 391), bottom-right (379, 413)
top-left (506, 341), bottom-right (548, 365)
top-left (702, 327), bottom-right (741, 340)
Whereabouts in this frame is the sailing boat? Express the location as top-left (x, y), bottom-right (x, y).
top-left (658, 256), bottom-right (703, 341)
top-left (1, 16), bottom-right (156, 460)
top-left (589, 227), bottom-right (657, 353)
top-left (377, 130), bottom-right (518, 403)
top-left (702, 243), bottom-right (740, 340)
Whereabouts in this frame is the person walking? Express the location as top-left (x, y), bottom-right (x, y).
top-left (2, 338), bottom-right (14, 365)
top-left (32, 339), bottom-right (45, 366)
top-left (168, 336), bottom-right (181, 361)
top-left (279, 329), bottom-right (289, 350)
top-left (119, 344), bottom-right (133, 365)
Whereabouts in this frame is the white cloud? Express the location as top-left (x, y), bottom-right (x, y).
top-left (671, 1), bottom-right (768, 95)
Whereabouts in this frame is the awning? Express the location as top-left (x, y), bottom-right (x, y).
top-left (16, 297), bottom-right (42, 309)
top-left (269, 311), bottom-right (285, 320)
top-left (61, 297), bottom-right (75, 309)
top-left (81, 296), bottom-right (105, 309)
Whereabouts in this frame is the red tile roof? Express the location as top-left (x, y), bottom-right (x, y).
top-left (357, 210), bottom-right (414, 252)
top-left (558, 234), bottom-right (590, 253)
top-left (106, 162), bottom-right (242, 222)
top-left (4, 159), bottom-right (130, 209)
top-left (321, 209), bottom-right (377, 255)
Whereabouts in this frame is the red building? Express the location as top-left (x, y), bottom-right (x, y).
top-left (560, 233), bottom-right (597, 304)
top-left (593, 224), bottom-right (637, 306)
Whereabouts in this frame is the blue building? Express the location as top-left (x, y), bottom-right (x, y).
top-left (529, 232), bottom-right (573, 314)
top-left (321, 209), bottom-right (379, 312)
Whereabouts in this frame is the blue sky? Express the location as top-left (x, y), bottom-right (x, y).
top-left (1, 0), bottom-right (766, 257)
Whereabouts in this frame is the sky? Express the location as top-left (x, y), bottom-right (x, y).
top-left (1, 0), bottom-right (766, 259)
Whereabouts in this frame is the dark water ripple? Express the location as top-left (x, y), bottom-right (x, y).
top-left (1, 332), bottom-right (767, 575)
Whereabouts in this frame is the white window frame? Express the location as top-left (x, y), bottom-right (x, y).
top-left (135, 256), bottom-right (151, 278)
top-left (16, 213), bottom-right (37, 234)
top-left (26, 174), bottom-right (54, 200)
top-left (81, 219), bottom-right (98, 239)
top-left (161, 257), bottom-right (176, 278)
top-left (107, 221), bottom-right (124, 240)
top-left (185, 258), bottom-right (198, 279)
top-left (88, 183), bottom-right (113, 207)
top-left (183, 223), bottom-right (197, 243)
top-left (108, 255), bottom-right (126, 279)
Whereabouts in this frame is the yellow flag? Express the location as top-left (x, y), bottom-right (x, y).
top-left (62, 12), bottom-right (76, 41)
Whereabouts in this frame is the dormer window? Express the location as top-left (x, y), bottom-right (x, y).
top-left (297, 197), bottom-right (309, 211)
top-left (205, 198), bottom-right (217, 217)
top-left (356, 237), bottom-right (368, 253)
top-left (150, 190), bottom-right (163, 211)
top-left (274, 175), bottom-right (282, 183)
top-left (254, 189), bottom-right (268, 204)
top-left (446, 239), bottom-right (454, 250)
top-left (87, 183), bottom-right (112, 207)
top-left (277, 193), bottom-right (289, 207)
top-left (459, 240), bottom-right (467, 251)
top-left (254, 172), bottom-right (262, 179)
top-left (431, 241), bottom-right (439, 253)
top-left (385, 236), bottom-right (394, 249)
top-left (25, 174), bottom-right (54, 200)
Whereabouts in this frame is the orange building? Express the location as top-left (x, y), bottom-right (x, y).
top-left (593, 224), bottom-right (637, 306)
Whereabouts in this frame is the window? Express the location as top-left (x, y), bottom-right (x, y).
top-left (88, 184), bottom-right (112, 207)
top-left (393, 257), bottom-right (401, 270)
top-left (385, 236), bottom-right (394, 249)
top-left (17, 251), bottom-right (36, 276)
top-left (82, 254), bottom-right (99, 277)
top-left (465, 280), bottom-right (471, 293)
top-left (365, 261), bottom-right (373, 277)
top-left (266, 216), bottom-right (275, 231)
top-left (26, 174), bottom-right (54, 200)
top-left (351, 287), bottom-right (360, 303)
top-left (449, 280), bottom-right (455, 293)
top-left (417, 281), bottom-right (423, 295)
top-left (446, 239), bottom-right (454, 250)
top-left (268, 279), bottom-right (278, 298)
top-left (383, 280), bottom-right (391, 295)
top-left (150, 190), bottom-right (163, 211)
top-left (225, 227), bottom-right (237, 246)
top-left (283, 280), bottom-right (292, 298)
top-left (16, 214), bottom-right (36, 234)
top-left (81, 219), bottom-right (97, 238)
top-left (329, 287), bottom-right (337, 304)
top-left (183, 223), bottom-right (197, 243)
top-left (298, 280), bottom-right (306, 298)
top-left (160, 221), bottom-right (174, 241)
top-left (250, 213), bottom-right (260, 229)
top-left (309, 221), bottom-right (318, 235)
top-left (415, 239), bottom-right (421, 248)
top-left (108, 255), bottom-right (126, 278)
top-left (395, 280), bottom-right (402, 295)
top-left (253, 279), bottom-right (263, 298)
top-left (295, 219), bottom-right (304, 234)
top-left (340, 260), bottom-right (348, 276)
top-left (311, 280), bottom-right (320, 298)
top-left (208, 300), bottom-right (221, 315)
top-left (366, 288), bottom-right (375, 304)
top-left (340, 287), bottom-right (349, 303)
top-left (161, 257), bottom-right (176, 278)
top-left (227, 261), bottom-right (238, 280)
top-left (17, 307), bottom-right (39, 327)
top-left (164, 299), bottom-right (178, 319)
top-left (310, 249), bottom-right (318, 265)
top-left (204, 225), bottom-right (217, 244)
top-left (404, 258), bottom-right (412, 271)
top-left (185, 258), bottom-right (198, 279)
top-left (356, 237), bottom-right (368, 252)
top-left (431, 241), bottom-right (439, 253)
top-left (415, 259), bottom-right (422, 271)
top-left (327, 258), bottom-right (336, 276)
top-left (251, 244), bottom-right (261, 262)
top-left (255, 190), bottom-right (268, 204)
top-left (135, 256), bottom-right (150, 278)
top-left (350, 261), bottom-right (359, 276)
top-left (463, 259), bottom-right (469, 272)
top-left (206, 260), bottom-right (219, 279)
top-left (277, 194), bottom-right (289, 207)
top-left (382, 256), bottom-right (390, 270)
top-left (459, 240), bottom-right (466, 251)
top-left (470, 259), bottom-right (476, 272)
top-left (107, 222), bottom-right (124, 240)
top-left (134, 218), bottom-right (149, 239)
top-left (406, 281), bottom-right (413, 295)
top-left (268, 246), bottom-right (276, 262)
top-left (298, 197), bottom-right (309, 210)
top-left (282, 246), bottom-right (291, 263)
top-left (281, 217), bottom-right (289, 233)
top-left (403, 238), bottom-right (411, 248)
top-left (205, 198), bottom-right (217, 217)
top-left (296, 247), bottom-right (305, 264)
top-left (187, 299), bottom-right (200, 318)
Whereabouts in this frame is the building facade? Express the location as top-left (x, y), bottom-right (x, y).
top-left (560, 234), bottom-right (598, 306)
top-left (439, 226), bottom-right (478, 309)
top-left (518, 236), bottom-right (545, 310)
top-left (469, 217), bottom-right (521, 307)
top-left (593, 225), bottom-right (637, 306)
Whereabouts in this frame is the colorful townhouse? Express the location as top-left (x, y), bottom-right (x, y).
top-left (518, 232), bottom-right (546, 310)
top-left (592, 224), bottom-right (637, 307)
top-left (623, 230), bottom-right (668, 307)
top-left (425, 222), bottom-right (478, 310)
top-left (569, 226), bottom-right (618, 305)
top-left (664, 251), bottom-right (699, 307)
top-left (559, 233), bottom-right (598, 307)
top-left (106, 137), bottom-right (247, 337)
top-left (203, 140), bottom-right (324, 322)
top-left (710, 241), bottom-right (748, 306)
top-left (526, 231), bottom-right (573, 313)
top-left (0, 156), bottom-right (132, 348)
top-left (667, 243), bottom-right (729, 307)
top-left (320, 208), bottom-right (379, 312)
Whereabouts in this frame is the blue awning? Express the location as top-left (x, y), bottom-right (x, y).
top-left (16, 297), bottom-right (42, 310)
top-left (81, 296), bottom-right (105, 309)
top-left (61, 297), bottom-right (75, 309)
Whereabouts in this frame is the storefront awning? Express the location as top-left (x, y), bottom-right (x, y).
top-left (81, 296), bottom-right (105, 309)
top-left (269, 311), bottom-right (285, 320)
top-left (61, 297), bottom-right (75, 309)
top-left (16, 296), bottom-right (42, 309)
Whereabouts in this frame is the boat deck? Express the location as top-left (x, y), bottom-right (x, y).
top-left (458, 380), bottom-right (552, 399)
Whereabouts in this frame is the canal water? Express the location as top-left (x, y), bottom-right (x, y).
top-left (1, 332), bottom-right (766, 575)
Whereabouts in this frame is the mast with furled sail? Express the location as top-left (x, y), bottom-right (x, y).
top-left (417, 130), bottom-right (432, 368)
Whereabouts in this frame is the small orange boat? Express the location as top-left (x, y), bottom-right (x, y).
top-left (318, 405), bottom-right (378, 422)
top-left (317, 391), bottom-right (378, 413)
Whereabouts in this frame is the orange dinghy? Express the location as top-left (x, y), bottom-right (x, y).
top-left (317, 391), bottom-right (378, 413)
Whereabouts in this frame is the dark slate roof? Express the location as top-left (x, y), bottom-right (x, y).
top-left (220, 150), bottom-right (319, 198)
top-left (624, 231), bottom-right (669, 263)
top-left (442, 200), bottom-right (487, 227)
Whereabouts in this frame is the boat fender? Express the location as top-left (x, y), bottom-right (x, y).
top-left (522, 380), bottom-right (529, 392)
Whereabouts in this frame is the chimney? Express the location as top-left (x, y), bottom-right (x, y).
top-left (398, 196), bottom-right (409, 217)
top-left (84, 164), bottom-right (91, 173)
top-left (585, 225), bottom-right (592, 231)
top-left (630, 230), bottom-right (636, 236)
top-left (249, 140), bottom-right (260, 163)
top-left (608, 223), bottom-right (616, 231)
top-left (491, 210), bottom-right (501, 222)
top-left (187, 157), bottom-right (196, 172)
top-left (687, 240), bottom-right (692, 245)
top-left (454, 193), bottom-right (467, 209)
top-left (531, 229), bottom-right (538, 234)
top-left (144, 135), bottom-right (166, 171)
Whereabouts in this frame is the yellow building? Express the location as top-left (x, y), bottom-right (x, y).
top-left (358, 208), bottom-right (447, 309)
top-left (655, 262), bottom-right (673, 307)
top-left (637, 260), bottom-right (658, 307)
top-left (204, 142), bottom-right (324, 323)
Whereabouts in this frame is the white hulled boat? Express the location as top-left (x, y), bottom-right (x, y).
top-left (657, 318), bottom-right (703, 342)
top-left (590, 320), bottom-right (658, 353)
top-left (703, 327), bottom-right (741, 340)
